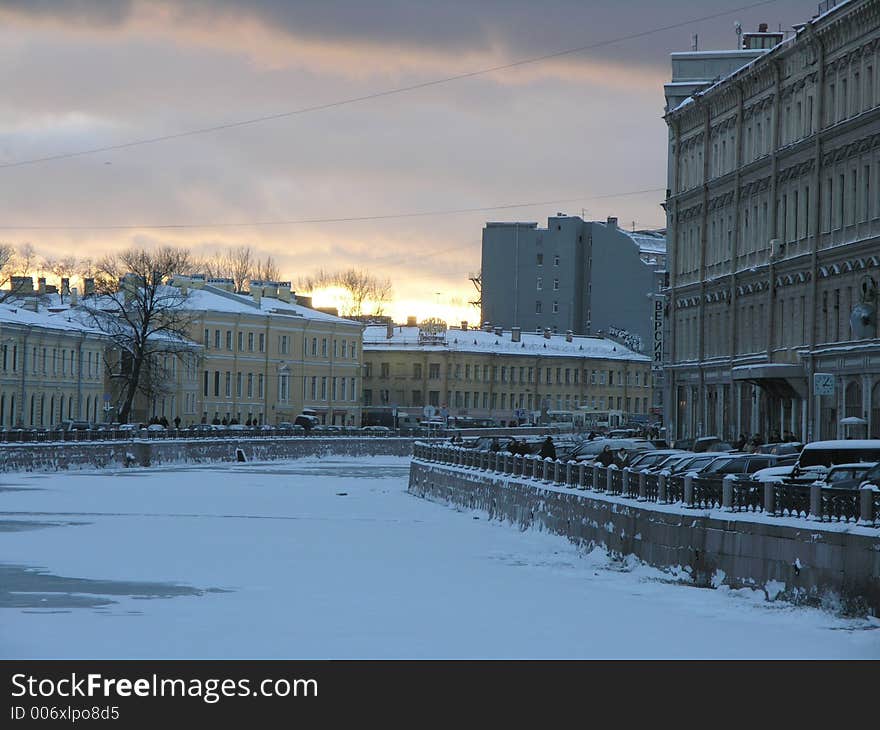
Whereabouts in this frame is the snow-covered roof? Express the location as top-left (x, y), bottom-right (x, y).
top-left (363, 325), bottom-right (650, 362)
top-left (179, 284), bottom-right (358, 326)
top-left (0, 301), bottom-right (104, 337)
top-left (668, 2), bottom-right (854, 116)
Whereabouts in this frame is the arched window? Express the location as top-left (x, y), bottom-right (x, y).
top-left (845, 380), bottom-right (862, 420)
top-left (871, 381), bottom-right (880, 438)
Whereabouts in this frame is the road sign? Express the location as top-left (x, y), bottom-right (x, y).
top-left (813, 373), bottom-right (835, 396)
top-left (423, 405), bottom-right (436, 418)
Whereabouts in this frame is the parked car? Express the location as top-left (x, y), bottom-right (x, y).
top-left (570, 438), bottom-right (656, 463)
top-left (812, 462), bottom-right (879, 490)
top-left (118, 423), bottom-right (141, 433)
top-left (650, 452), bottom-right (729, 476)
top-left (694, 453), bottom-right (785, 477)
top-left (794, 440), bottom-right (880, 470)
top-left (361, 425), bottom-right (391, 435)
top-left (294, 414), bottom-right (320, 431)
top-left (626, 449), bottom-right (687, 470)
top-left (146, 424), bottom-right (166, 432)
top-left (757, 442), bottom-right (804, 456)
top-left (61, 420), bottom-right (93, 431)
top-left (692, 436), bottom-right (735, 453)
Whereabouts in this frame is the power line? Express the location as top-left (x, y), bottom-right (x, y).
top-left (0, 0), bottom-right (780, 170)
top-left (0, 187), bottom-right (665, 231)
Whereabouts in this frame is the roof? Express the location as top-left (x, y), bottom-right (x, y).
top-left (0, 301), bottom-right (104, 337)
top-left (180, 284), bottom-right (359, 326)
top-left (802, 440), bottom-right (880, 450)
top-left (363, 326), bottom-right (650, 362)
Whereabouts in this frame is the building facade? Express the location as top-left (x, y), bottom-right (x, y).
top-left (362, 323), bottom-right (652, 428)
top-left (480, 215), bottom-right (666, 354)
top-left (663, 0), bottom-right (880, 442)
top-left (175, 277), bottom-right (363, 426)
top-left (0, 298), bottom-right (106, 428)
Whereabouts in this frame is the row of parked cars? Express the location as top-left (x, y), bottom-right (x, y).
top-left (460, 434), bottom-right (880, 492)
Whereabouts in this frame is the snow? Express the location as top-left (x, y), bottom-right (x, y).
top-left (364, 326), bottom-right (649, 362)
top-left (1, 457), bottom-right (877, 659)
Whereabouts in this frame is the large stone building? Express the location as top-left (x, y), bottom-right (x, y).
top-left (175, 277), bottom-right (363, 426)
top-left (0, 293), bottom-right (106, 428)
top-left (480, 215), bottom-right (666, 355)
top-left (362, 322), bottom-right (652, 428)
top-left (663, 0), bottom-right (880, 442)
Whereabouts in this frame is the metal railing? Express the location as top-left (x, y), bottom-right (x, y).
top-left (411, 443), bottom-right (880, 528)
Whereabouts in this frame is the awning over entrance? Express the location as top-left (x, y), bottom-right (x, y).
top-left (731, 363), bottom-right (807, 400)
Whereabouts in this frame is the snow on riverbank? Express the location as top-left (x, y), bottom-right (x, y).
top-left (0, 456), bottom-right (877, 658)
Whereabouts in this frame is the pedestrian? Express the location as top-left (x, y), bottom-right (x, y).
top-left (173, 416), bottom-right (181, 430)
top-left (490, 438), bottom-right (501, 452)
top-left (735, 433), bottom-right (747, 451)
top-left (539, 436), bottom-right (556, 460)
top-left (588, 431), bottom-right (597, 441)
top-left (596, 445), bottom-right (614, 467)
top-left (783, 430), bottom-right (796, 442)
top-left (614, 448), bottom-right (629, 468)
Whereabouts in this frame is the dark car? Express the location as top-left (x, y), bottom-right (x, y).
top-left (61, 420), bottom-right (93, 431)
top-left (813, 462), bottom-right (879, 491)
top-left (696, 454), bottom-right (783, 477)
top-left (294, 415), bottom-right (320, 431)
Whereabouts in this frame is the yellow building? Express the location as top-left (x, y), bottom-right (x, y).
top-left (362, 323), bottom-right (653, 428)
top-left (176, 277), bottom-right (363, 426)
top-left (0, 295), bottom-right (106, 427)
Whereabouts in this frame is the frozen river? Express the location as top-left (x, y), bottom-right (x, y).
top-left (0, 456), bottom-right (877, 659)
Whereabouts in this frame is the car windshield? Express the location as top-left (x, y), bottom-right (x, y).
top-left (701, 457), bottom-right (736, 474)
top-left (827, 466), bottom-right (871, 483)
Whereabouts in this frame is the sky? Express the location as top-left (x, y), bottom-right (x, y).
top-left (0, 0), bottom-right (817, 323)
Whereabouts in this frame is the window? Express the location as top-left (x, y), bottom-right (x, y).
top-left (553, 255), bottom-right (560, 266)
top-left (280, 335), bottom-right (289, 355)
top-left (536, 277), bottom-right (543, 291)
top-left (536, 301), bottom-right (542, 314)
top-left (226, 331), bottom-right (232, 350)
top-left (238, 332), bottom-right (244, 351)
top-left (380, 363), bottom-right (390, 379)
top-left (552, 301), bottom-right (559, 313)
top-left (214, 330), bottom-right (221, 349)
top-left (553, 278), bottom-right (559, 291)
top-left (213, 371), bottom-right (220, 397)
top-left (259, 333), bottom-right (265, 353)
top-left (247, 373), bottom-right (254, 398)
top-left (236, 372), bottom-right (243, 397)
top-left (225, 371), bottom-right (231, 397)
top-left (248, 333), bottom-right (255, 351)
top-left (536, 253), bottom-right (543, 266)
top-left (428, 363), bottom-right (440, 379)
top-left (258, 374), bottom-right (264, 398)
top-left (279, 374), bottom-right (290, 402)
top-left (204, 328), bottom-right (210, 348)
top-left (311, 338), bottom-right (317, 356)
top-left (413, 363), bottom-right (422, 379)
top-left (321, 338), bottom-right (328, 357)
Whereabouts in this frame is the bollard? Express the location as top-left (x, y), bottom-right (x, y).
top-left (621, 468), bottom-right (630, 497)
top-left (722, 475), bottom-right (735, 511)
top-left (495, 452), bottom-right (504, 473)
top-left (565, 461), bottom-right (573, 488)
top-left (638, 471), bottom-right (647, 501)
top-left (810, 484), bottom-right (823, 521)
top-left (859, 485), bottom-right (875, 525)
top-left (658, 472), bottom-right (667, 503)
top-left (578, 463), bottom-right (586, 490)
top-left (606, 466), bottom-right (614, 493)
top-left (592, 465), bottom-right (600, 492)
top-left (554, 460), bottom-right (562, 484)
top-left (683, 474), bottom-right (694, 507)
top-left (764, 481), bottom-right (775, 515)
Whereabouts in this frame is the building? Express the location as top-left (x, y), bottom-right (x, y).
top-left (480, 215), bottom-right (666, 355)
top-left (362, 322), bottom-right (652, 428)
top-left (663, 0), bottom-right (880, 442)
top-left (174, 277), bottom-right (363, 426)
top-left (0, 292), bottom-right (107, 427)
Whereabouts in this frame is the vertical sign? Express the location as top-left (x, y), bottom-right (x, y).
top-left (652, 298), bottom-right (664, 372)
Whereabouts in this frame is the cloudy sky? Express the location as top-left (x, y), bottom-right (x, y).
top-left (0, 0), bottom-right (815, 322)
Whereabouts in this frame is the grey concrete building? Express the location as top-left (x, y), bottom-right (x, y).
top-left (663, 0), bottom-right (880, 443)
top-left (480, 215), bottom-right (666, 355)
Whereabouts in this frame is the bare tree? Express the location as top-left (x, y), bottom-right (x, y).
top-left (0, 242), bottom-right (42, 302)
top-left (225, 245), bottom-right (254, 293)
top-left (254, 255), bottom-right (280, 283)
top-left (298, 268), bottom-right (393, 318)
top-left (80, 246), bottom-right (195, 424)
top-left (14, 243), bottom-right (38, 276)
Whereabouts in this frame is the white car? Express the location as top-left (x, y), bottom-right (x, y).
top-left (361, 425), bottom-right (391, 435)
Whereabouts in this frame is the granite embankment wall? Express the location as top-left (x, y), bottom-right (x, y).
top-left (0, 438), bottom-right (414, 472)
top-left (409, 460), bottom-right (880, 615)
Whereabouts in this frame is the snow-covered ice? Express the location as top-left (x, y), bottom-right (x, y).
top-left (0, 456), bottom-right (877, 659)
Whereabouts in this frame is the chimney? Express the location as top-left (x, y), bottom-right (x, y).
top-left (493, 326), bottom-right (503, 337)
top-left (482, 322), bottom-right (492, 332)
top-left (251, 285), bottom-right (262, 306)
top-left (189, 274), bottom-right (206, 289)
top-left (386, 323), bottom-right (394, 339)
top-left (276, 281), bottom-right (292, 303)
top-left (607, 216), bottom-right (618, 229)
top-left (261, 282), bottom-right (277, 299)
top-left (543, 327), bottom-right (552, 339)
top-left (565, 330), bottom-right (573, 342)
top-left (61, 277), bottom-right (70, 296)
top-left (511, 327), bottom-right (521, 342)
top-left (460, 321), bottom-right (468, 331)
top-left (406, 316), bottom-right (417, 327)
top-left (70, 287), bottom-right (78, 307)
top-left (11, 276), bottom-right (33, 295)
top-left (37, 277), bottom-right (46, 295)
top-left (84, 278), bottom-right (95, 297)
top-left (758, 22), bottom-right (768, 32)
